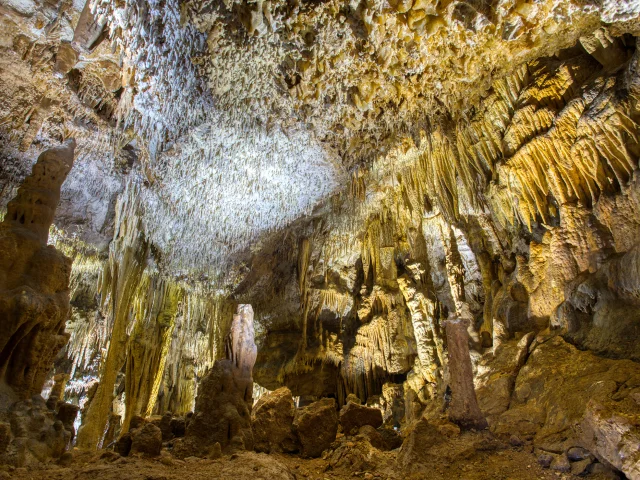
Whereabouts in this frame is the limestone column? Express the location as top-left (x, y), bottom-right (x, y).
top-left (444, 317), bottom-right (488, 430)
top-left (121, 277), bottom-right (180, 433)
top-left (76, 187), bottom-right (148, 449)
top-left (0, 139), bottom-right (75, 399)
top-left (225, 304), bottom-right (258, 406)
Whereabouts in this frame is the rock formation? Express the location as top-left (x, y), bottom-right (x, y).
top-left (444, 316), bottom-right (488, 430)
top-left (175, 304), bottom-right (257, 456)
top-left (251, 387), bottom-right (298, 454)
top-left (293, 398), bottom-right (339, 458)
top-left (339, 401), bottom-right (383, 435)
top-left (1, 0), bottom-right (640, 477)
top-left (0, 140), bottom-right (75, 400)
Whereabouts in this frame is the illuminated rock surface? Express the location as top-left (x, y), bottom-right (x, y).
top-left (1, 0), bottom-right (640, 477)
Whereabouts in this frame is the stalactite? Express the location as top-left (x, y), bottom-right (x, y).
top-left (121, 275), bottom-right (181, 433)
top-left (76, 183), bottom-right (149, 449)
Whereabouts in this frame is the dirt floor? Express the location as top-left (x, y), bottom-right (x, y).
top-left (0, 444), bottom-right (618, 480)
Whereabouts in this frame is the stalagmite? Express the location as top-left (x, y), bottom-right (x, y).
top-left (175, 304), bottom-right (256, 456)
top-left (122, 276), bottom-right (181, 433)
top-left (0, 140), bottom-right (76, 400)
top-left (444, 316), bottom-right (488, 430)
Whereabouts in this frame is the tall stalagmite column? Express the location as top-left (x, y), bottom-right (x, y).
top-left (444, 316), bottom-right (488, 430)
top-left (176, 304), bottom-right (256, 456)
top-left (0, 139), bottom-right (75, 400)
top-left (76, 186), bottom-right (148, 449)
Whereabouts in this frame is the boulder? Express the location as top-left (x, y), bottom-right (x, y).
top-left (170, 416), bottom-right (186, 438)
top-left (339, 402), bottom-right (383, 435)
top-left (251, 387), bottom-right (298, 453)
top-left (493, 336), bottom-right (640, 479)
top-left (130, 423), bottom-right (162, 456)
top-left (293, 398), bottom-right (338, 458)
top-left (357, 425), bottom-right (384, 450)
top-left (150, 412), bottom-right (174, 441)
top-left (115, 433), bottom-right (132, 457)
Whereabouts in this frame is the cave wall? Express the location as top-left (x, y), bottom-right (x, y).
top-left (241, 39), bottom-right (640, 416)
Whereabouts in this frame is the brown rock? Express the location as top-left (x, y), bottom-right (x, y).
top-left (181, 359), bottom-right (254, 456)
top-left (293, 398), bottom-right (338, 458)
top-left (397, 418), bottom-right (446, 469)
top-left (170, 416), bottom-right (186, 437)
top-left (208, 442), bottom-right (222, 459)
top-left (444, 317), bottom-right (488, 430)
top-left (377, 427), bottom-right (402, 451)
top-left (251, 387), bottom-right (298, 453)
top-left (0, 140), bottom-right (75, 399)
top-left (0, 423), bottom-right (10, 453)
top-left (115, 433), bottom-right (132, 457)
top-left (494, 337), bottom-right (640, 480)
top-left (551, 453), bottom-right (571, 472)
top-left (130, 423), bottom-right (162, 456)
top-left (357, 425), bottom-right (384, 450)
top-left (339, 402), bottom-right (383, 435)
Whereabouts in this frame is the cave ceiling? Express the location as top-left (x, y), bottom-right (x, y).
top-left (1, 0), bottom-right (640, 286)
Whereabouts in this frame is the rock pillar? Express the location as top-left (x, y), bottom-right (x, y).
top-left (444, 317), bottom-right (488, 430)
top-left (176, 304), bottom-right (256, 456)
top-left (0, 140), bottom-right (75, 400)
top-left (76, 186), bottom-right (148, 449)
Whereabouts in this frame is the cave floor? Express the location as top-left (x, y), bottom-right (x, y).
top-left (1, 446), bottom-right (606, 480)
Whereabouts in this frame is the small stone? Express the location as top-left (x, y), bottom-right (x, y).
top-left (551, 454), bottom-right (571, 472)
top-left (208, 442), bottom-right (222, 459)
top-left (538, 453), bottom-right (553, 468)
top-left (509, 435), bottom-right (524, 446)
top-left (567, 446), bottom-right (591, 462)
top-left (571, 458), bottom-right (592, 476)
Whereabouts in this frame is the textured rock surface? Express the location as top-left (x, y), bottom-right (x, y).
top-left (0, 140), bottom-right (75, 399)
top-left (339, 401), bottom-right (383, 435)
top-left (1, 0), bottom-right (640, 474)
top-left (177, 359), bottom-right (254, 456)
top-left (251, 387), bottom-right (298, 453)
top-left (176, 305), bottom-right (257, 456)
top-left (0, 392), bottom-right (76, 467)
top-left (493, 336), bottom-right (640, 479)
top-left (293, 397), bottom-right (338, 458)
top-left (445, 317), bottom-right (488, 430)
top-left (130, 423), bottom-right (162, 456)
